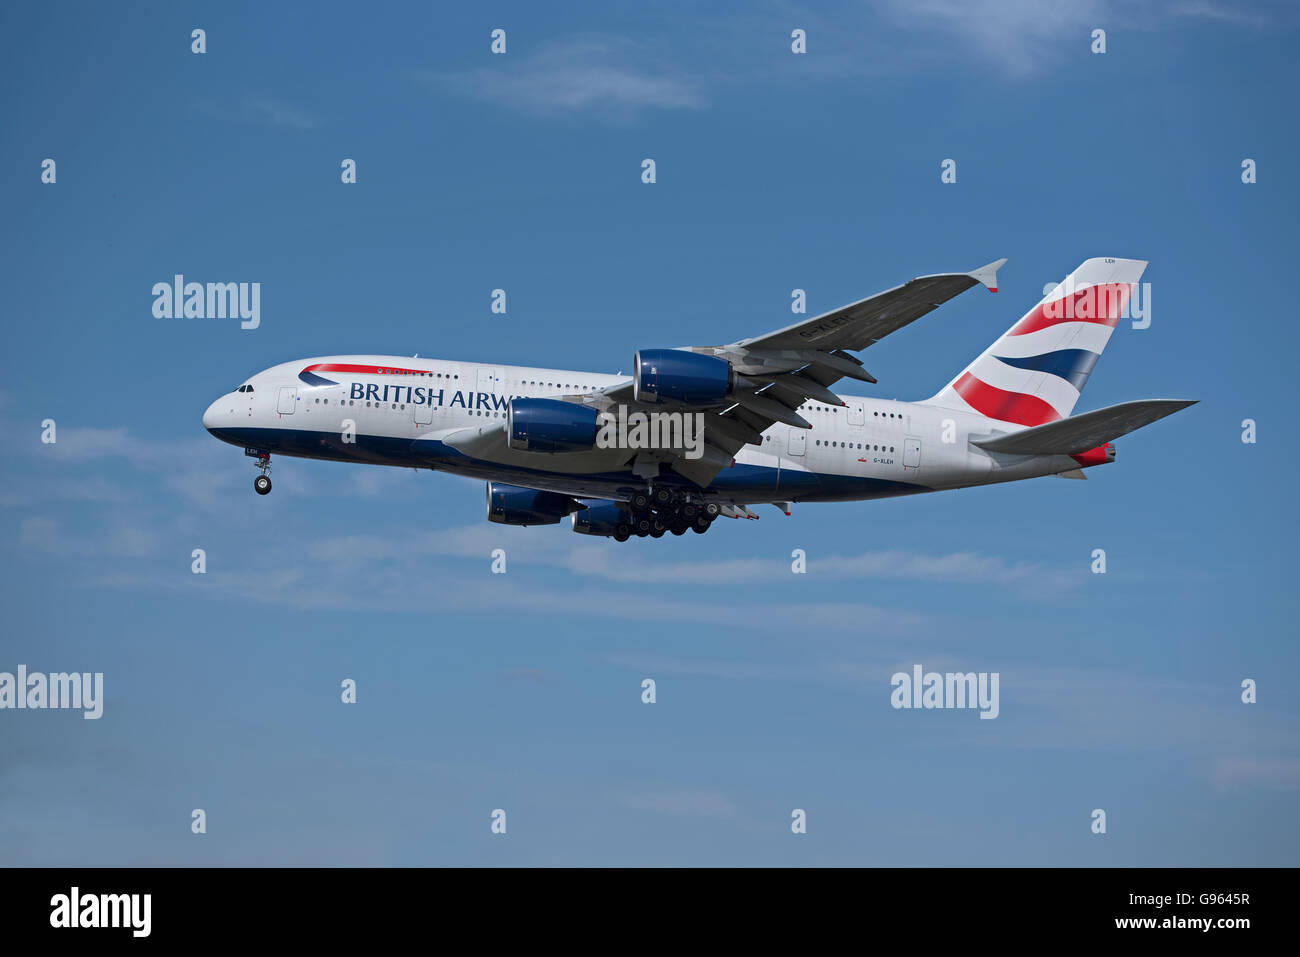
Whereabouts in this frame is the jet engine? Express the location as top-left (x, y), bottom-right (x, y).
top-left (486, 482), bottom-right (583, 526)
top-left (507, 398), bottom-right (600, 453)
top-left (633, 349), bottom-right (732, 405)
top-left (571, 502), bottom-right (632, 540)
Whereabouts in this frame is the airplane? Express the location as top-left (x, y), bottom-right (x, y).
top-left (202, 257), bottom-right (1195, 541)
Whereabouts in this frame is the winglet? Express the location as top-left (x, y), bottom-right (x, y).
top-left (968, 258), bottom-right (1007, 293)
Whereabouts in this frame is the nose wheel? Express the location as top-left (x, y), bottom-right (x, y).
top-left (251, 452), bottom-right (272, 495)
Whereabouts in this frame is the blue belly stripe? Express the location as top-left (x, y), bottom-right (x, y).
top-left (205, 426), bottom-right (925, 503)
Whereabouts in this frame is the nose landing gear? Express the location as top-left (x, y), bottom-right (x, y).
top-left (249, 451), bottom-right (272, 495)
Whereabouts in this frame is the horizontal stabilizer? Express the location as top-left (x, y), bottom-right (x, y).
top-left (973, 399), bottom-right (1197, 455)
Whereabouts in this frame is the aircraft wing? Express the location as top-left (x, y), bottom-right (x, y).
top-left (569, 258), bottom-right (1005, 487)
top-left (736, 258), bottom-right (1005, 354)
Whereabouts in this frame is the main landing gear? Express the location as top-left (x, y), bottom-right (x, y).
top-left (619, 487), bottom-right (720, 541)
top-left (252, 452), bottom-right (272, 495)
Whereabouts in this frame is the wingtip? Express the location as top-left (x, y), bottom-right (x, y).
top-left (969, 257), bottom-right (1007, 293)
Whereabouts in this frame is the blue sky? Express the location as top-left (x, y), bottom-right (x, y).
top-left (2, 1), bottom-right (1297, 865)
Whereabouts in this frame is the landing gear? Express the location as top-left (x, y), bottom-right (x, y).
top-left (251, 452), bottom-right (272, 495)
top-left (614, 523), bottom-right (631, 542)
top-left (618, 486), bottom-right (718, 541)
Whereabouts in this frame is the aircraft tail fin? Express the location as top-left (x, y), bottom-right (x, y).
top-left (923, 257), bottom-right (1147, 425)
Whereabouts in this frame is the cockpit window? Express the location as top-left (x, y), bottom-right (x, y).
top-left (236, 384), bottom-right (254, 393)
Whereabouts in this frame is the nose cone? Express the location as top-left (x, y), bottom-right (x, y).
top-left (202, 398), bottom-right (222, 434)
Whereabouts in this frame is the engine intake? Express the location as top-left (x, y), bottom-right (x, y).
top-left (507, 398), bottom-right (600, 453)
top-left (486, 482), bottom-right (583, 526)
top-left (633, 349), bottom-right (732, 406)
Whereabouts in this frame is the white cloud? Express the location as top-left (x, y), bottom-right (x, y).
top-left (878, 0), bottom-right (1108, 76)
top-left (20, 515), bottom-right (161, 559)
top-left (565, 546), bottom-right (1072, 589)
top-left (1170, 1), bottom-right (1271, 27)
top-left (873, 0), bottom-right (1272, 76)
top-left (420, 36), bottom-right (705, 115)
top-left (1212, 756), bottom-right (1300, 791)
top-left (621, 789), bottom-right (736, 818)
top-left (303, 522), bottom-right (1075, 591)
top-left (246, 95), bottom-right (317, 131)
top-left (27, 425), bottom-right (241, 510)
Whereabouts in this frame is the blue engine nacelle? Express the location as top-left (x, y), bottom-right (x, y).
top-left (571, 502), bottom-right (632, 537)
top-left (633, 349), bottom-right (732, 405)
top-left (486, 482), bottom-right (583, 526)
top-left (507, 397), bottom-right (600, 453)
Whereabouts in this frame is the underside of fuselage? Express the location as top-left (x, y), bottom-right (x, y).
top-left (206, 424), bottom-right (929, 505)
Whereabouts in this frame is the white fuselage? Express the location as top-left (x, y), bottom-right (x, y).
top-left (202, 355), bottom-right (1098, 505)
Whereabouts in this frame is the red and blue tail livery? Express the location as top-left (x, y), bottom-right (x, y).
top-left (925, 258), bottom-right (1145, 427)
